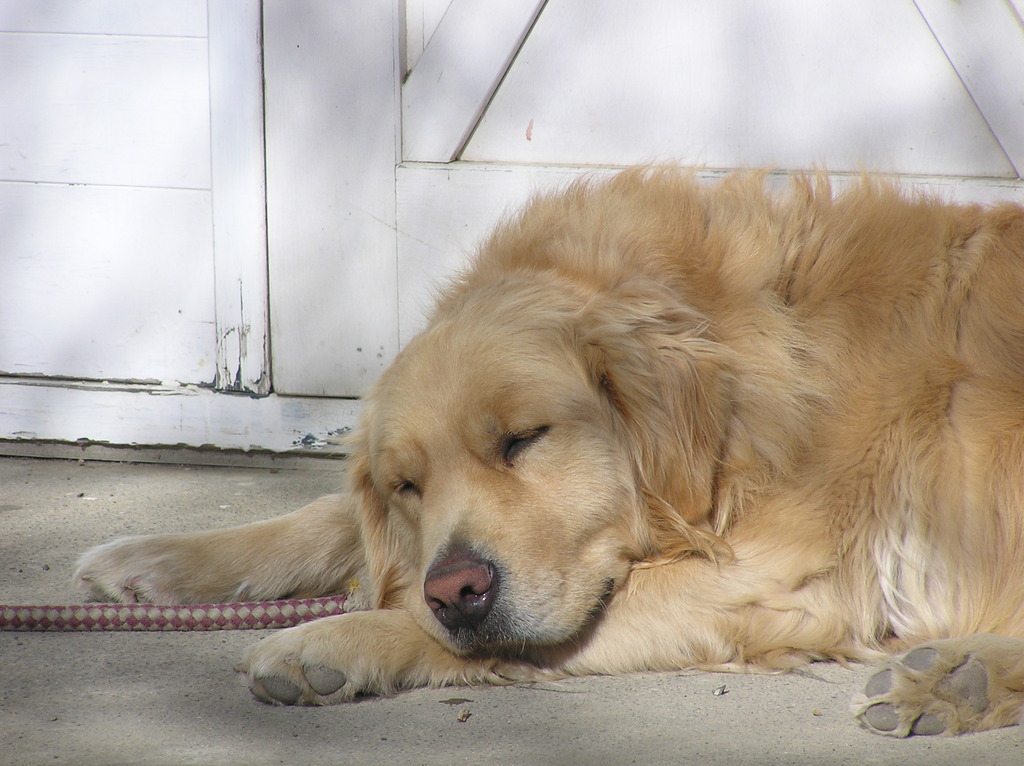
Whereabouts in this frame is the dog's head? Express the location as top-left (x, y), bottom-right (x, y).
top-left (345, 266), bottom-right (738, 654)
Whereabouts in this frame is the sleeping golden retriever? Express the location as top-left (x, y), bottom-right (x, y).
top-left (75, 168), bottom-right (1024, 737)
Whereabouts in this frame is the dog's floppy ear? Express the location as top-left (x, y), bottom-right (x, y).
top-left (343, 408), bottom-right (415, 610)
top-left (577, 277), bottom-right (734, 561)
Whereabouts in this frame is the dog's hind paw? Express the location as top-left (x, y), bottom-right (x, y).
top-left (851, 635), bottom-right (1024, 736)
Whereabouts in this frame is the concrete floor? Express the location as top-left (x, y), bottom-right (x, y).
top-left (1, 455), bottom-right (1021, 765)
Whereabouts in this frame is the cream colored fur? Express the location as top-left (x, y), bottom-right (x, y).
top-left (76, 168), bottom-right (1024, 735)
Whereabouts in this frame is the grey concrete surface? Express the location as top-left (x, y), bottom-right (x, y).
top-left (1, 456), bottom-right (1021, 765)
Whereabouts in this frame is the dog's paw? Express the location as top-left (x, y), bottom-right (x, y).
top-left (75, 535), bottom-right (188, 603)
top-left (237, 617), bottom-right (358, 705)
top-left (74, 534), bottom-right (250, 604)
top-left (237, 610), bottom-right (510, 705)
top-left (851, 635), bottom-right (1024, 736)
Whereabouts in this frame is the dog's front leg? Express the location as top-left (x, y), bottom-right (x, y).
top-left (237, 609), bottom-right (523, 704)
top-left (74, 493), bottom-right (367, 605)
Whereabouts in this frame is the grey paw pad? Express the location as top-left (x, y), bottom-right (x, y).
top-left (902, 646), bottom-right (939, 671)
top-left (864, 668), bottom-right (892, 697)
top-left (256, 676), bottom-right (302, 705)
top-left (941, 657), bottom-right (989, 715)
top-left (862, 702), bottom-right (900, 732)
top-left (860, 704), bottom-right (946, 737)
top-left (303, 664), bottom-right (347, 696)
top-left (858, 650), bottom-right (991, 736)
top-left (910, 713), bottom-right (945, 736)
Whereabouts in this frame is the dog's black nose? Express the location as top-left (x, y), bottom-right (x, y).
top-left (424, 549), bottom-right (496, 631)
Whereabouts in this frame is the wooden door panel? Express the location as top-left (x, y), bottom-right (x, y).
top-left (462, 0), bottom-right (1017, 177)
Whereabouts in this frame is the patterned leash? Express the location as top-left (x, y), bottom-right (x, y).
top-left (0, 596), bottom-right (348, 632)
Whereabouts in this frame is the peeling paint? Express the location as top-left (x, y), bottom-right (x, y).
top-left (1, 378), bottom-right (363, 453)
top-left (216, 320), bottom-right (270, 396)
top-left (292, 427), bottom-right (351, 451)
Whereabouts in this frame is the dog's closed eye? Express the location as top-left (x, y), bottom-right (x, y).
top-left (501, 426), bottom-right (550, 466)
top-left (394, 479), bottom-right (421, 497)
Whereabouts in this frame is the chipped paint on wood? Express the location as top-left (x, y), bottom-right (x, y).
top-left (0, 378), bottom-right (363, 453)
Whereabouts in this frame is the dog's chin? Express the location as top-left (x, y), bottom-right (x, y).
top-left (438, 610), bottom-right (547, 654)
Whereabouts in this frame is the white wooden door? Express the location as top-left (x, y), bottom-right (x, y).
top-left (0, 0), bottom-right (364, 456)
top-left (3, 0), bottom-right (1023, 457)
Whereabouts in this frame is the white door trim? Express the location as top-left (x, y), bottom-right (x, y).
top-left (209, 0), bottom-right (271, 394)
